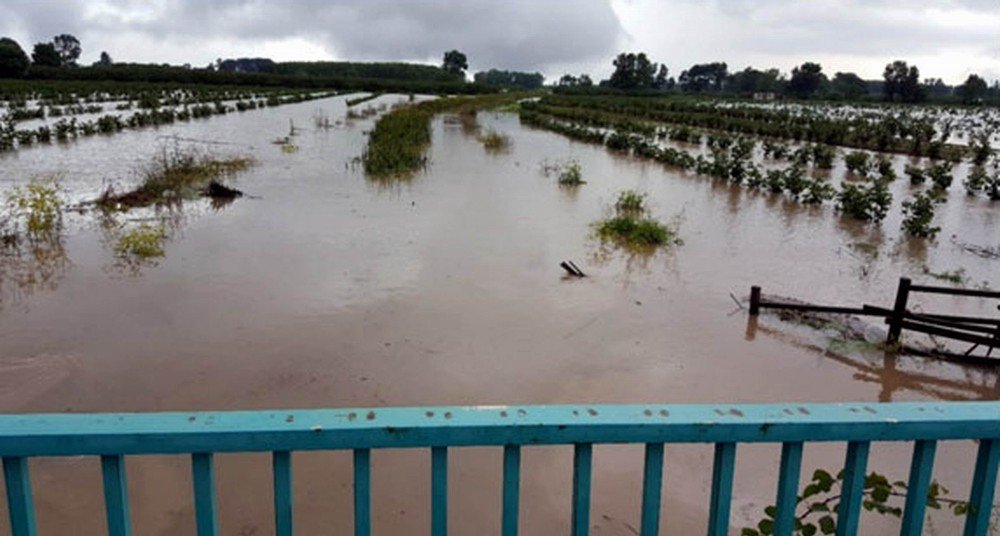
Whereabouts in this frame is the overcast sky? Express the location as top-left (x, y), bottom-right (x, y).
top-left (1, 0), bottom-right (998, 84)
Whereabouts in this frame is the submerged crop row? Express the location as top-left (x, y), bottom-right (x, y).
top-left (0, 90), bottom-right (335, 153)
top-left (361, 93), bottom-right (528, 178)
top-left (520, 107), bottom-right (999, 239)
top-left (524, 96), bottom-right (996, 162)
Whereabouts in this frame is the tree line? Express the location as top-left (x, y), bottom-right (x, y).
top-left (560, 52), bottom-right (998, 104)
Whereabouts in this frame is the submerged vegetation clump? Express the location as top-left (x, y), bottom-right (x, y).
top-left (594, 190), bottom-right (679, 249)
top-left (3, 177), bottom-right (64, 238)
top-left (613, 189), bottom-right (646, 214)
top-left (361, 105), bottom-right (433, 177)
top-left (478, 128), bottom-right (511, 151)
top-left (114, 223), bottom-right (167, 259)
top-left (558, 160), bottom-right (584, 185)
top-left (900, 191), bottom-right (941, 238)
top-left (835, 179), bottom-right (892, 222)
top-left (97, 145), bottom-right (252, 209)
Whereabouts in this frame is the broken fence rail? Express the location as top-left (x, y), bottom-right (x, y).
top-left (749, 278), bottom-right (1000, 359)
top-left (3, 402), bottom-right (1000, 536)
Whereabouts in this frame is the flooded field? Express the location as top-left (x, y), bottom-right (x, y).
top-left (1, 93), bottom-right (998, 534)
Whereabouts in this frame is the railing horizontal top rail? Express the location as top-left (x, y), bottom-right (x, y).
top-left (2, 402), bottom-right (999, 457)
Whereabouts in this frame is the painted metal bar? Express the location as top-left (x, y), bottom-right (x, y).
top-left (774, 442), bottom-right (803, 536)
top-left (835, 441), bottom-right (870, 536)
top-left (2, 457), bottom-right (37, 536)
top-left (900, 440), bottom-right (937, 536)
top-left (706, 442), bottom-right (736, 536)
top-left (101, 455), bottom-right (132, 536)
top-left (571, 443), bottom-right (593, 536)
top-left (273, 450), bottom-right (293, 536)
top-left (353, 449), bottom-right (371, 536)
top-left (502, 445), bottom-right (520, 536)
top-left (2, 403), bottom-right (1000, 456)
top-left (963, 439), bottom-right (1000, 536)
top-left (191, 453), bottom-right (218, 536)
top-left (640, 443), bottom-right (664, 536)
top-left (431, 446), bottom-right (448, 536)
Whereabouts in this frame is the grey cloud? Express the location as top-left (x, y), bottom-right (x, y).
top-left (710, 0), bottom-right (999, 57)
top-left (2, 0), bottom-right (625, 72)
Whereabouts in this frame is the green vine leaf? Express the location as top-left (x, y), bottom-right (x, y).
top-left (818, 515), bottom-right (836, 535)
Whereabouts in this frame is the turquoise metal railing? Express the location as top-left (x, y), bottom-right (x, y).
top-left (2, 402), bottom-right (999, 536)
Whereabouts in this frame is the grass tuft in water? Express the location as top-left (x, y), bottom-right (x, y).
top-left (594, 190), bottom-right (679, 249)
top-left (613, 189), bottom-right (646, 214)
top-left (478, 129), bottom-right (511, 151)
top-left (557, 160), bottom-right (584, 185)
top-left (4, 177), bottom-right (63, 238)
top-left (97, 145), bottom-right (252, 209)
top-left (114, 223), bottom-right (166, 259)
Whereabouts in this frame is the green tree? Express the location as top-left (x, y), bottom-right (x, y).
top-left (883, 60), bottom-right (923, 102)
top-left (95, 51), bottom-right (113, 67)
top-left (607, 52), bottom-right (657, 90)
top-left (957, 73), bottom-right (988, 104)
top-left (31, 42), bottom-right (60, 67)
top-left (653, 64), bottom-right (672, 90)
top-left (728, 67), bottom-right (783, 95)
top-left (52, 34), bottom-right (81, 66)
top-left (679, 62), bottom-right (728, 92)
top-left (0, 37), bottom-right (29, 78)
top-left (473, 69), bottom-right (544, 89)
top-left (441, 50), bottom-right (467, 76)
top-left (829, 72), bottom-right (868, 99)
top-left (787, 62), bottom-right (826, 98)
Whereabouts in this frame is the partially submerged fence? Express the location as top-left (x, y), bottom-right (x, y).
top-left (3, 402), bottom-right (1000, 536)
top-left (750, 277), bottom-right (1000, 362)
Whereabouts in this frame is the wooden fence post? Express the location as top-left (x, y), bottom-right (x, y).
top-left (749, 286), bottom-right (761, 316)
top-left (887, 277), bottom-right (911, 345)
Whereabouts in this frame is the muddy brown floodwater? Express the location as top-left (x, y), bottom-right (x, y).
top-left (1, 94), bottom-right (998, 535)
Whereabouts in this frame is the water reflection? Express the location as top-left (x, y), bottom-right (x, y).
top-left (0, 234), bottom-right (71, 307)
top-left (746, 317), bottom-right (1000, 402)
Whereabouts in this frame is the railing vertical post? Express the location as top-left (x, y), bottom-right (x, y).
top-left (774, 442), bottom-right (803, 536)
top-left (749, 286), bottom-right (762, 316)
top-left (354, 449), bottom-right (371, 536)
top-left (835, 441), bottom-right (870, 536)
top-left (899, 440), bottom-right (937, 536)
top-left (571, 443), bottom-right (593, 536)
top-left (640, 443), bottom-right (664, 536)
top-left (887, 277), bottom-right (911, 345)
top-left (272, 450), bottom-right (293, 536)
top-left (2, 457), bottom-right (38, 536)
top-left (431, 446), bottom-right (448, 536)
top-left (707, 442), bottom-right (736, 536)
top-left (502, 445), bottom-right (521, 536)
top-left (963, 439), bottom-right (1000, 536)
top-left (101, 455), bottom-right (132, 536)
top-left (191, 453), bottom-right (219, 536)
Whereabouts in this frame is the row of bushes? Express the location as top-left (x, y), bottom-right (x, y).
top-left (0, 92), bottom-right (333, 151)
top-left (525, 96), bottom-right (973, 161)
top-left (519, 109), bottom-right (969, 238)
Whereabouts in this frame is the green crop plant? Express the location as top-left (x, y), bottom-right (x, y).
top-left (557, 160), bottom-right (585, 185)
top-left (837, 179), bottom-right (891, 222)
top-left (901, 191), bottom-right (941, 238)
top-left (4, 177), bottom-right (64, 238)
